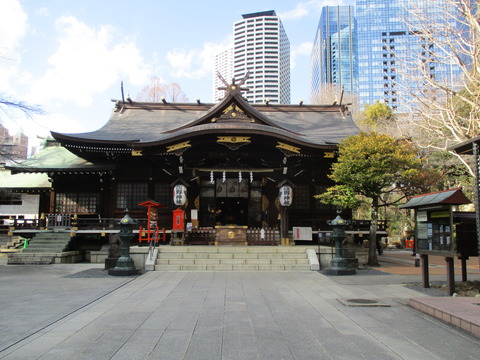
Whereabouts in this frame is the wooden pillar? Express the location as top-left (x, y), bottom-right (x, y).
top-left (445, 257), bottom-right (455, 296)
top-left (461, 257), bottom-right (468, 282)
top-left (280, 206), bottom-right (288, 245)
top-left (49, 189), bottom-right (55, 213)
top-left (421, 254), bottom-right (429, 288)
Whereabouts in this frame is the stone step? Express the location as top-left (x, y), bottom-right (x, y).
top-left (156, 258), bottom-right (309, 266)
top-left (8, 251), bottom-right (83, 265)
top-left (154, 246), bottom-right (312, 271)
top-left (157, 247), bottom-right (307, 255)
top-left (21, 232), bottom-right (72, 254)
top-left (23, 247), bottom-right (68, 253)
top-left (154, 264), bottom-right (311, 271)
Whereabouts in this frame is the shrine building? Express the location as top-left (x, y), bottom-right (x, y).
top-left (6, 80), bottom-right (359, 246)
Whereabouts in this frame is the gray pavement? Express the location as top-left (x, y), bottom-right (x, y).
top-left (0, 260), bottom-right (479, 359)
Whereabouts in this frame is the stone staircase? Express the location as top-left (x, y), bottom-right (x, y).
top-left (7, 231), bottom-right (82, 265)
top-left (0, 236), bottom-right (25, 250)
top-left (155, 246), bottom-right (312, 271)
top-left (22, 232), bottom-right (72, 253)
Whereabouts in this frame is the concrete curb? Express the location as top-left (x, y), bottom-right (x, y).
top-left (409, 297), bottom-right (480, 338)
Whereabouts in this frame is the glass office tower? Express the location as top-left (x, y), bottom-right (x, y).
top-left (310, 6), bottom-right (357, 103)
top-left (356, 0), bottom-right (465, 111)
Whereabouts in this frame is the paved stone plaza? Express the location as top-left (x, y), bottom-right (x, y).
top-left (0, 258), bottom-right (479, 359)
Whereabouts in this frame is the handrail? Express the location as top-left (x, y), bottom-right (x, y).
top-left (148, 237), bottom-right (156, 260)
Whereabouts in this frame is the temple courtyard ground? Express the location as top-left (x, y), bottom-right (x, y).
top-left (0, 249), bottom-right (479, 359)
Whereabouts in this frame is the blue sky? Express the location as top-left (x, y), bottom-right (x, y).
top-left (1, 0), bottom-right (354, 146)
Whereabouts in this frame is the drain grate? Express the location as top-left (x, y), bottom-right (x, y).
top-left (337, 298), bottom-right (391, 307)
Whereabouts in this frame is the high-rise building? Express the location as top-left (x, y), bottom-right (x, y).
top-left (215, 10), bottom-right (291, 104)
top-left (356, 0), bottom-right (465, 111)
top-left (0, 125), bottom-right (28, 164)
top-left (310, 6), bottom-right (357, 103)
top-left (213, 48), bottom-right (233, 102)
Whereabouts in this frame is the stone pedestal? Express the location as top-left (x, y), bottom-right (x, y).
top-left (105, 257), bottom-right (118, 270)
top-left (105, 234), bottom-right (121, 270)
top-left (108, 257), bottom-right (139, 276)
top-left (325, 257), bottom-right (357, 275)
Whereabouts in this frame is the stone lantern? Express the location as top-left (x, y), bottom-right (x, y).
top-left (108, 210), bottom-right (140, 276)
top-left (325, 210), bottom-right (357, 275)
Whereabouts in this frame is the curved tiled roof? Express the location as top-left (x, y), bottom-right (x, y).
top-left (51, 91), bottom-right (359, 149)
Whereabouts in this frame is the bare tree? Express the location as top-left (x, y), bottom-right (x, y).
top-left (0, 93), bottom-right (45, 163)
top-left (311, 83), bottom-right (359, 105)
top-left (136, 77), bottom-right (189, 103)
top-left (0, 93), bottom-right (45, 125)
top-left (310, 83), bottom-right (362, 122)
top-left (398, 0), bottom-right (479, 176)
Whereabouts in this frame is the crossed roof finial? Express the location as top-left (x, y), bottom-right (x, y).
top-left (216, 71), bottom-right (250, 94)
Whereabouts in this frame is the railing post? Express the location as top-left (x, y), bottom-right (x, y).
top-left (39, 213), bottom-right (46, 230)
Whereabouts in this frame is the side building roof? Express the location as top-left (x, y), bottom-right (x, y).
top-left (5, 140), bottom-right (115, 174)
top-left (400, 188), bottom-right (471, 209)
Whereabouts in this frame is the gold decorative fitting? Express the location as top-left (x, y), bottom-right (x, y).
top-left (131, 150), bottom-right (143, 156)
top-left (276, 142), bottom-right (301, 154)
top-left (217, 136), bottom-right (251, 144)
top-left (167, 141), bottom-right (191, 152)
top-left (324, 152), bottom-right (335, 158)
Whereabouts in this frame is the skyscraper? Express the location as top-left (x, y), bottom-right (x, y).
top-left (215, 10), bottom-right (291, 104)
top-left (213, 48), bottom-right (233, 102)
top-left (310, 6), bottom-right (357, 103)
top-left (356, 0), bottom-right (465, 111)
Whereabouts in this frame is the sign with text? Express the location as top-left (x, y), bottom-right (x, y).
top-left (293, 227), bottom-right (312, 241)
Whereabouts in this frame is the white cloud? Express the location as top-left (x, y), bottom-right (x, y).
top-left (279, 0), bottom-right (347, 21)
top-left (0, 0), bottom-right (28, 89)
top-left (37, 112), bottom-right (86, 134)
top-left (2, 110), bottom-right (85, 145)
top-left (291, 41), bottom-right (313, 69)
top-left (28, 16), bottom-right (150, 106)
top-left (0, 0), bottom-right (27, 58)
top-left (35, 7), bottom-right (49, 17)
top-left (166, 37), bottom-right (232, 80)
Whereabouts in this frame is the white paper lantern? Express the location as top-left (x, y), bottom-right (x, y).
top-left (173, 184), bottom-right (187, 205)
top-left (279, 185), bottom-right (293, 207)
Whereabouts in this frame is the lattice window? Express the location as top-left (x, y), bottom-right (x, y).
top-left (154, 183), bottom-right (173, 208)
top-left (55, 193), bottom-right (99, 213)
top-left (291, 184), bottom-right (310, 210)
top-left (116, 183), bottom-right (148, 210)
top-left (0, 191), bottom-right (22, 205)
